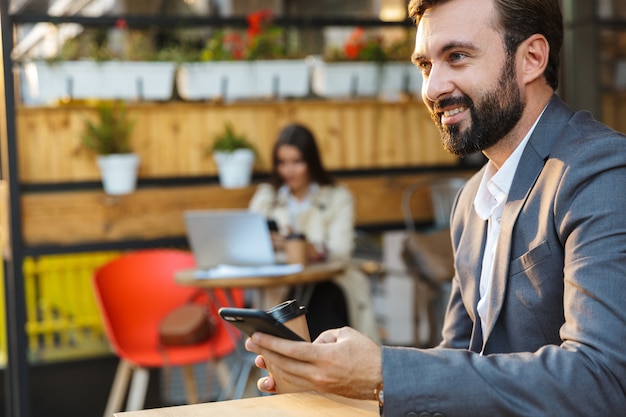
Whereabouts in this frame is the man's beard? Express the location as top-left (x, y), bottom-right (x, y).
top-left (429, 56), bottom-right (524, 156)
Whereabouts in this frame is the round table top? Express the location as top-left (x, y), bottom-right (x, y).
top-left (175, 260), bottom-right (347, 289)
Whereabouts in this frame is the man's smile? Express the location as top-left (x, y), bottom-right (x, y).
top-left (441, 106), bottom-right (469, 125)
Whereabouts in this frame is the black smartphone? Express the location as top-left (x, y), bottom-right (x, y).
top-left (218, 307), bottom-right (305, 341)
top-left (267, 219), bottom-right (279, 232)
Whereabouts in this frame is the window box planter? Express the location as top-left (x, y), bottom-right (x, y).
top-left (176, 61), bottom-right (254, 101)
top-left (20, 60), bottom-right (177, 105)
top-left (253, 60), bottom-right (311, 98)
top-left (177, 60), bottom-right (310, 101)
top-left (379, 62), bottom-right (423, 98)
top-left (309, 56), bottom-right (380, 98)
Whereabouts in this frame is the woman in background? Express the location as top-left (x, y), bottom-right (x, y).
top-left (249, 123), bottom-right (379, 341)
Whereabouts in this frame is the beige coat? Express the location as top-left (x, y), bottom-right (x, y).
top-left (249, 183), bottom-right (379, 342)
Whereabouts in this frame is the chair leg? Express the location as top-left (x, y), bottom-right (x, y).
top-left (126, 367), bottom-right (150, 411)
top-left (103, 359), bottom-right (133, 417)
top-left (233, 356), bottom-right (254, 399)
top-left (181, 364), bottom-right (200, 404)
top-left (215, 359), bottom-right (231, 390)
top-left (219, 358), bottom-right (243, 401)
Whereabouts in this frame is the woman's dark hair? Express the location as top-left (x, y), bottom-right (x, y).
top-left (408, 0), bottom-right (563, 90)
top-left (270, 123), bottom-right (334, 189)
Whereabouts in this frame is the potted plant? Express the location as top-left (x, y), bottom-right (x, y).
top-left (310, 27), bottom-right (387, 98)
top-left (176, 10), bottom-right (310, 101)
top-left (81, 100), bottom-right (140, 195)
top-left (209, 122), bottom-right (256, 188)
top-left (20, 21), bottom-right (177, 105)
top-left (310, 28), bottom-right (423, 99)
top-left (379, 34), bottom-right (423, 99)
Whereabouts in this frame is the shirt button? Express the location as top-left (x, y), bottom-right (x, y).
top-left (433, 413), bottom-right (445, 417)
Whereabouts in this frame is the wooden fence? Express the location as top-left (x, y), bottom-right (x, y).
top-left (16, 99), bottom-right (454, 184)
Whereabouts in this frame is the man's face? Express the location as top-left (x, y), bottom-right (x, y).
top-left (412, 0), bottom-right (524, 156)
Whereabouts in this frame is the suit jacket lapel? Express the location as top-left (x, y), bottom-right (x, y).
top-left (464, 212), bottom-right (487, 352)
top-left (482, 154), bottom-right (542, 346)
top-left (481, 95), bottom-right (571, 348)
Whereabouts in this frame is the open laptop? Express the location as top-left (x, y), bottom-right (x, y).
top-left (184, 210), bottom-right (277, 269)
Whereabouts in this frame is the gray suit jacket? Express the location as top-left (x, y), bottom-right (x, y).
top-left (382, 95), bottom-right (626, 417)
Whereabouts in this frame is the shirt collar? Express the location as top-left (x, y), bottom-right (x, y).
top-left (278, 183), bottom-right (320, 204)
top-left (474, 107), bottom-right (546, 219)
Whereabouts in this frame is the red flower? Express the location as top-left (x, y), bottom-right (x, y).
top-left (223, 32), bottom-right (245, 60)
top-left (115, 18), bottom-right (127, 30)
top-left (344, 27), bottom-right (366, 60)
top-left (246, 9), bottom-right (273, 38)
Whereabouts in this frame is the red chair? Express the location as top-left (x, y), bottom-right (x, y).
top-left (92, 249), bottom-right (244, 416)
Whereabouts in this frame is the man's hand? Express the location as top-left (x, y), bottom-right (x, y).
top-left (245, 326), bottom-right (382, 399)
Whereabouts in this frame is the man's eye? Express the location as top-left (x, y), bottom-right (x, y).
top-left (449, 52), bottom-right (466, 63)
top-left (417, 61), bottom-right (431, 74)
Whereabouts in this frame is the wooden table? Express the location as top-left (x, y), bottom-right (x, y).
top-left (176, 260), bottom-right (347, 310)
top-left (114, 392), bottom-right (378, 417)
top-left (175, 260), bottom-right (347, 290)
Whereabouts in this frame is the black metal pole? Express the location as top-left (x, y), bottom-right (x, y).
top-left (0, 0), bottom-right (32, 416)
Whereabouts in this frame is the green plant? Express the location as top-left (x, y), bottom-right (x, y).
top-left (47, 19), bottom-right (201, 63)
top-left (200, 9), bottom-right (298, 61)
top-left (245, 9), bottom-right (287, 60)
top-left (385, 35), bottom-right (416, 62)
top-left (81, 101), bottom-right (135, 154)
top-left (200, 30), bottom-right (246, 61)
top-left (208, 122), bottom-right (256, 155)
top-left (49, 29), bottom-right (113, 63)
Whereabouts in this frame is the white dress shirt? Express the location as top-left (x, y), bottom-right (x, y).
top-left (473, 112), bottom-right (544, 348)
top-left (278, 182), bottom-right (319, 233)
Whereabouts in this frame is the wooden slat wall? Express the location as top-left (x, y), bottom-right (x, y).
top-left (21, 172), bottom-right (475, 246)
top-left (15, 99), bottom-right (477, 248)
top-left (16, 100), bottom-right (456, 183)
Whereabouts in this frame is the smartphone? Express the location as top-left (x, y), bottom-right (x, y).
top-left (218, 307), bottom-right (305, 341)
top-left (267, 219), bottom-right (279, 232)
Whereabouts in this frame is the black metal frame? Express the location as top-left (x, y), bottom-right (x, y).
top-left (1, 2), bottom-right (30, 416)
top-left (10, 13), bottom-right (414, 28)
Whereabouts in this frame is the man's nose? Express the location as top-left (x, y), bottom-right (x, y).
top-left (422, 65), bottom-right (454, 103)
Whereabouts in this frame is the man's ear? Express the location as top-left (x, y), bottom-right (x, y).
top-left (518, 34), bottom-right (549, 85)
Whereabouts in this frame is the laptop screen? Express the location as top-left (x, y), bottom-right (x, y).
top-left (184, 210), bottom-right (276, 269)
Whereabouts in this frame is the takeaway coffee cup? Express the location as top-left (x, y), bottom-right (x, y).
top-left (266, 299), bottom-right (310, 342)
top-left (284, 233), bottom-right (308, 265)
top-left (265, 299), bottom-right (311, 393)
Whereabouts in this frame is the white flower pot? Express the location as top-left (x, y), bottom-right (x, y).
top-left (253, 60), bottom-right (311, 98)
top-left (177, 60), bottom-right (310, 101)
top-left (213, 149), bottom-right (255, 188)
top-left (380, 62), bottom-right (423, 97)
top-left (309, 56), bottom-right (380, 98)
top-left (177, 61), bottom-right (254, 101)
top-left (96, 153), bottom-right (140, 195)
top-left (20, 61), bottom-right (177, 105)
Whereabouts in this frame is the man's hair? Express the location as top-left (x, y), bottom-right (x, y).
top-left (408, 0), bottom-right (563, 90)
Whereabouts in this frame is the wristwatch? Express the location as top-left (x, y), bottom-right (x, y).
top-left (374, 381), bottom-right (384, 414)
